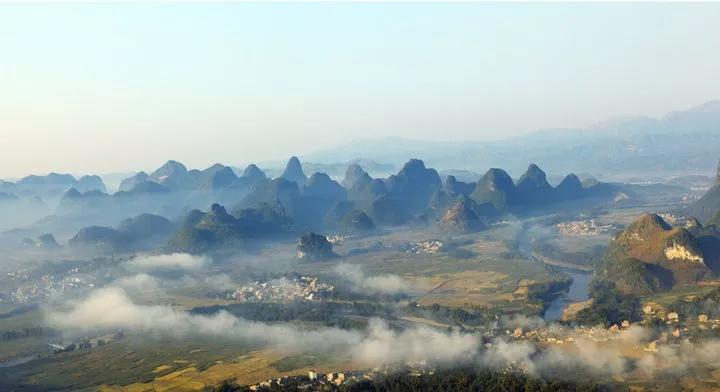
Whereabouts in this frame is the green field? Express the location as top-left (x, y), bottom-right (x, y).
top-left (0, 333), bottom-right (260, 391)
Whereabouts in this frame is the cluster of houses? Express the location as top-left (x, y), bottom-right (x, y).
top-left (404, 239), bottom-right (444, 255)
top-left (231, 276), bottom-right (335, 303)
top-left (643, 303), bottom-right (720, 333)
top-left (4, 269), bottom-right (95, 304)
top-left (51, 332), bottom-right (124, 354)
top-left (642, 303), bottom-right (720, 326)
top-left (658, 213), bottom-right (688, 226)
top-left (247, 370), bottom-right (368, 390)
top-left (554, 219), bottom-right (616, 236)
top-left (502, 302), bottom-right (720, 356)
top-left (326, 234), bottom-right (353, 244)
top-left (242, 305), bottom-right (720, 391)
top-left (247, 366), bottom-right (432, 391)
top-left (504, 323), bottom-right (635, 345)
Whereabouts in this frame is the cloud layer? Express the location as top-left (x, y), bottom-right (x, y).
top-left (46, 287), bottom-right (720, 378)
top-left (333, 264), bottom-right (410, 295)
top-left (46, 287), bottom-right (473, 365)
top-left (126, 253), bottom-right (210, 272)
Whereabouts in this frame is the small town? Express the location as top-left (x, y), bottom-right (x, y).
top-left (504, 300), bottom-right (720, 353)
top-left (3, 269), bottom-right (96, 304)
top-left (246, 366), bottom-right (433, 391)
top-left (555, 219), bottom-right (616, 236)
top-left (239, 297), bottom-right (720, 390)
top-left (403, 239), bottom-right (444, 255)
top-left (326, 234), bottom-right (353, 244)
top-left (230, 276), bottom-right (335, 303)
top-left (658, 212), bottom-right (688, 226)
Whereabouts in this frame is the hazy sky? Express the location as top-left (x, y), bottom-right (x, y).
top-left (2, 2), bottom-right (720, 178)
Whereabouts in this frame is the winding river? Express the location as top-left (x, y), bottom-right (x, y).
top-left (542, 271), bottom-right (592, 321)
top-left (515, 226), bottom-right (592, 321)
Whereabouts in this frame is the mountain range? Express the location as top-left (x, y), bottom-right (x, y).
top-left (4, 155), bottom-right (629, 252)
top-left (305, 101), bottom-right (720, 180)
top-left (166, 203), bottom-right (289, 254)
top-left (0, 173), bottom-right (106, 203)
top-left (686, 161), bottom-right (720, 221)
top-left (153, 157), bottom-right (626, 252)
top-left (68, 213), bottom-right (176, 252)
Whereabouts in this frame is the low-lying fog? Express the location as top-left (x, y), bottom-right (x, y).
top-left (44, 269), bottom-right (720, 378)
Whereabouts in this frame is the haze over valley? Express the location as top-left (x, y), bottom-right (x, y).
top-left (3, 146), bottom-right (720, 391)
top-left (4, 2), bottom-right (720, 392)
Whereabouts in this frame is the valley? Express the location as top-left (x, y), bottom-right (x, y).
top-left (0, 157), bottom-right (713, 391)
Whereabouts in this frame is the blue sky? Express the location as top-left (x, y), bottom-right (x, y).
top-left (1, 3), bottom-right (720, 177)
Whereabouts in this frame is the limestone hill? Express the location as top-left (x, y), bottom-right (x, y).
top-left (600, 214), bottom-right (717, 294)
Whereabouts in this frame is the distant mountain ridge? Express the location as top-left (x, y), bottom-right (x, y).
top-left (166, 202), bottom-right (289, 254)
top-left (304, 100), bottom-right (720, 179)
top-left (119, 160), bottom-right (255, 193)
top-left (229, 157), bottom-right (624, 235)
top-left (469, 164), bottom-right (618, 212)
top-left (68, 213), bottom-right (176, 252)
top-left (686, 161), bottom-right (720, 221)
top-left (0, 172), bottom-right (107, 200)
top-left (8, 156), bottom-right (628, 244)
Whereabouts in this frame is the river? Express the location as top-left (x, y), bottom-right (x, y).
top-left (542, 271), bottom-right (592, 321)
top-left (515, 225), bottom-right (592, 321)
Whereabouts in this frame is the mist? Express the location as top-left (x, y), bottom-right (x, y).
top-left (45, 287), bottom-right (476, 365)
top-left (43, 286), bottom-right (720, 378)
top-left (110, 273), bottom-right (162, 293)
top-left (333, 264), bottom-right (411, 296)
top-left (126, 253), bottom-right (211, 273)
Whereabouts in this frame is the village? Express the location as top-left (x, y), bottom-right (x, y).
top-left (230, 275), bottom-right (335, 303)
top-left (50, 331), bottom-right (125, 354)
top-left (403, 239), bottom-right (445, 255)
top-left (326, 234), bottom-right (353, 244)
top-left (658, 212), bottom-right (689, 226)
top-left (554, 219), bottom-right (616, 236)
top-left (503, 300), bottom-right (720, 356)
top-left (246, 366), bottom-right (434, 391)
top-left (240, 302), bottom-right (720, 391)
top-left (3, 268), bottom-right (96, 304)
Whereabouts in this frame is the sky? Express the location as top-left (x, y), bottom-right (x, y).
top-left (1, 2), bottom-right (720, 178)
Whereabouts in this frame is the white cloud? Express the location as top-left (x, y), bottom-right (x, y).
top-left (46, 288), bottom-right (476, 364)
top-left (111, 273), bottom-right (160, 291)
top-left (334, 264), bottom-right (410, 295)
top-left (355, 319), bottom-right (478, 364)
top-left (126, 253), bottom-right (210, 272)
top-left (46, 287), bottom-right (720, 377)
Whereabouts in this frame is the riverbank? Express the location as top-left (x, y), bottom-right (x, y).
top-left (514, 233), bottom-right (594, 321)
top-left (543, 271), bottom-right (593, 321)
